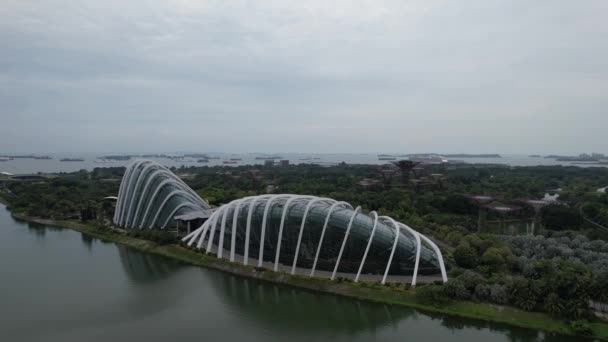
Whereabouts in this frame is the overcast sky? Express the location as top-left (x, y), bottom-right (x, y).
top-left (1, 1), bottom-right (606, 154)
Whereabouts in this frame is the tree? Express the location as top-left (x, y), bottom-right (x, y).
top-left (542, 205), bottom-right (582, 230)
top-left (453, 244), bottom-right (478, 269)
top-left (543, 293), bottom-right (564, 317)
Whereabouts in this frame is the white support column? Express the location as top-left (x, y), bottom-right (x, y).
top-left (355, 211), bottom-right (378, 282)
top-left (197, 219), bottom-right (212, 249)
top-left (380, 216), bottom-right (400, 285)
top-left (258, 195), bottom-right (290, 267)
top-left (124, 161), bottom-right (156, 227)
top-left (115, 160), bottom-right (141, 225)
top-left (207, 207), bottom-right (225, 253)
top-left (398, 223), bottom-right (421, 287)
top-left (149, 190), bottom-right (200, 228)
top-left (230, 198), bottom-right (252, 262)
top-left (244, 196), bottom-right (271, 266)
top-left (119, 160), bottom-right (147, 226)
top-left (331, 206), bottom-right (361, 280)
top-left (418, 233), bottom-right (448, 283)
top-left (218, 201), bottom-right (237, 259)
top-left (274, 196), bottom-right (312, 272)
top-left (291, 198), bottom-right (335, 275)
top-left (138, 179), bottom-right (186, 228)
top-left (310, 201), bottom-right (353, 277)
top-left (182, 222), bottom-right (203, 243)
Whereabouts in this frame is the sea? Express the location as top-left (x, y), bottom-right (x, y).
top-left (0, 153), bottom-right (606, 175)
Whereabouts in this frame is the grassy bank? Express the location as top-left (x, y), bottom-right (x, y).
top-left (6, 210), bottom-right (608, 340)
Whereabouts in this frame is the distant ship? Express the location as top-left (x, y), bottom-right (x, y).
top-left (378, 157), bottom-right (397, 161)
top-left (230, 158), bottom-right (242, 161)
top-left (0, 157), bottom-right (10, 162)
top-left (197, 159), bottom-right (209, 163)
top-left (60, 158), bottom-right (84, 162)
top-left (223, 160), bottom-right (238, 164)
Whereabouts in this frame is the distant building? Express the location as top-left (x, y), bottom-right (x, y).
top-left (280, 160), bottom-right (290, 167)
top-left (357, 178), bottom-right (382, 189)
top-left (264, 160), bottom-right (275, 167)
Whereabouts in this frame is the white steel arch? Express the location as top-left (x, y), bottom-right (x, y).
top-left (397, 222), bottom-right (422, 287)
top-left (124, 162), bottom-right (162, 227)
top-left (274, 195), bottom-right (315, 272)
top-left (419, 234), bottom-right (448, 283)
top-left (230, 197), bottom-right (256, 262)
top-left (258, 195), bottom-right (292, 267)
top-left (115, 159), bottom-right (144, 223)
top-left (138, 179), bottom-right (202, 228)
top-left (290, 197), bottom-right (336, 274)
top-left (331, 206), bottom-right (361, 280)
top-left (207, 207), bottom-right (226, 253)
top-left (147, 190), bottom-right (201, 229)
top-left (379, 216), bottom-right (400, 285)
top-left (161, 202), bottom-right (203, 229)
top-left (119, 160), bottom-right (151, 226)
top-left (218, 201), bottom-right (238, 259)
top-left (244, 196), bottom-right (272, 265)
top-left (355, 211), bottom-right (378, 282)
top-left (310, 201), bottom-right (353, 277)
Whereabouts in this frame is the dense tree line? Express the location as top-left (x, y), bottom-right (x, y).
top-left (2, 162), bottom-right (608, 324)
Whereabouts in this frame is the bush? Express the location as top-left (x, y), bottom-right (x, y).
top-left (454, 244), bottom-right (478, 268)
top-left (416, 285), bottom-right (451, 306)
top-left (443, 278), bottom-right (471, 300)
top-left (489, 284), bottom-right (508, 304)
top-left (474, 284), bottom-right (491, 301)
top-left (568, 320), bottom-right (593, 336)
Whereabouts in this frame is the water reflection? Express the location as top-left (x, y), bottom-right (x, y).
top-left (117, 245), bottom-right (182, 283)
top-left (208, 273), bottom-right (413, 334)
top-left (4, 213), bottom-right (590, 342)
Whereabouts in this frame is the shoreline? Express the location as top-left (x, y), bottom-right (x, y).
top-left (5, 209), bottom-right (608, 340)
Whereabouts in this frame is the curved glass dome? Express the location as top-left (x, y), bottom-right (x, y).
top-left (184, 195), bottom-right (447, 285)
top-left (114, 160), bottom-right (209, 229)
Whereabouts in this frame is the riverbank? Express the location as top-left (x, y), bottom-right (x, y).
top-left (6, 210), bottom-right (608, 340)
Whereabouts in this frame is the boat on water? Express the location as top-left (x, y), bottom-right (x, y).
top-left (230, 158), bottom-right (242, 161)
top-left (0, 157), bottom-right (10, 162)
top-left (223, 160), bottom-right (238, 164)
top-left (60, 158), bottom-right (84, 162)
top-left (197, 159), bottom-right (209, 163)
top-left (378, 157), bottom-right (397, 161)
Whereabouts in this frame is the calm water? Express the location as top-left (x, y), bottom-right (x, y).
top-left (1, 153), bottom-right (605, 175)
top-left (0, 205), bottom-right (588, 342)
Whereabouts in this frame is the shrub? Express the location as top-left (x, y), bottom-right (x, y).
top-left (568, 320), bottom-right (592, 336)
top-left (454, 244), bottom-right (478, 268)
top-left (416, 285), bottom-right (451, 306)
top-left (443, 278), bottom-right (471, 300)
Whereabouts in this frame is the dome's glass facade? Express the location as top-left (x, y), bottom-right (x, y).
top-left (184, 195), bottom-right (447, 284)
top-left (115, 160), bottom-right (447, 284)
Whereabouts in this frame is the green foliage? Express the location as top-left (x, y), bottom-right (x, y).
top-left (568, 320), bottom-right (593, 336)
top-left (453, 244), bottom-right (478, 268)
top-left (416, 285), bottom-right (451, 306)
top-left (542, 205), bottom-right (583, 230)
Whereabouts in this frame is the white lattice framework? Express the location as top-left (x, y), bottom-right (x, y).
top-left (113, 160), bottom-right (209, 229)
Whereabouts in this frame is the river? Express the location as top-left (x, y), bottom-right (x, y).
top-left (0, 204), bottom-right (586, 341)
